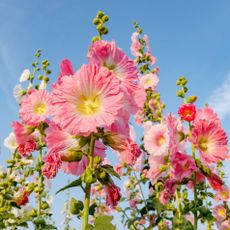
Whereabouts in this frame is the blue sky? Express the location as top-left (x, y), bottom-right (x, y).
top-left (1, 1), bottom-right (230, 229)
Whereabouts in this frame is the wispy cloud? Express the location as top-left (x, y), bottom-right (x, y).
top-left (208, 72), bottom-right (230, 120)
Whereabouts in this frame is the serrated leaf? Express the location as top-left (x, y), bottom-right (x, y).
top-left (56, 178), bottom-right (82, 194)
top-left (93, 215), bottom-right (116, 230)
top-left (101, 165), bottom-right (120, 179)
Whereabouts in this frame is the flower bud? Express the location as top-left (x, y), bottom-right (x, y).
top-left (187, 95), bottom-right (197, 103)
top-left (97, 11), bottom-right (104, 18)
top-left (70, 198), bottom-right (84, 215)
top-left (91, 36), bottom-right (100, 43)
top-left (176, 90), bottom-right (184, 98)
top-left (34, 217), bottom-right (45, 225)
top-left (94, 156), bottom-right (102, 165)
top-left (60, 149), bottom-right (83, 162)
top-left (102, 15), bottom-right (109, 22)
top-left (93, 18), bottom-right (101, 25)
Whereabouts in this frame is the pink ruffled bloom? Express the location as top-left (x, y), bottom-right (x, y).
top-left (42, 151), bottom-right (62, 179)
top-left (51, 64), bottom-right (123, 135)
top-left (144, 123), bottom-right (169, 157)
top-left (118, 138), bottom-right (141, 165)
top-left (130, 32), bottom-right (142, 57)
top-left (217, 220), bottom-right (230, 230)
top-left (17, 139), bottom-right (36, 158)
top-left (139, 73), bottom-right (159, 90)
top-left (88, 40), bottom-right (138, 94)
top-left (105, 183), bottom-right (121, 207)
top-left (178, 103), bottom-right (196, 122)
top-left (215, 186), bottom-right (230, 202)
top-left (19, 90), bottom-right (51, 126)
top-left (171, 152), bottom-right (197, 181)
top-left (213, 205), bottom-right (227, 223)
top-left (191, 120), bottom-right (228, 164)
top-left (58, 59), bottom-right (74, 82)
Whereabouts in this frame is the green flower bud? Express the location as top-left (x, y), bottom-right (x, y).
top-left (187, 95), bottom-right (197, 103)
top-left (27, 183), bottom-right (35, 193)
top-left (91, 36), bottom-right (100, 43)
top-left (70, 198), bottom-right (84, 215)
top-left (60, 149), bottom-right (83, 162)
top-left (93, 18), bottom-right (101, 25)
top-left (94, 156), bottom-right (102, 165)
top-left (41, 201), bottom-right (49, 210)
top-left (97, 24), bottom-right (106, 33)
top-left (97, 11), bottom-right (104, 18)
top-left (102, 15), bottom-right (109, 22)
top-left (176, 79), bottom-right (181, 85)
top-left (102, 28), bottom-right (108, 35)
top-left (43, 76), bottom-right (50, 82)
top-left (181, 78), bottom-right (188, 85)
top-left (176, 90), bottom-right (184, 98)
top-left (34, 217), bottom-right (45, 225)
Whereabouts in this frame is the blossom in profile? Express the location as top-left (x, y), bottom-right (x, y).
top-left (17, 139), bottom-right (36, 158)
top-left (19, 69), bottom-right (30, 82)
top-left (213, 205), bottom-right (227, 223)
top-left (4, 132), bottom-right (18, 152)
top-left (58, 59), bottom-right (74, 82)
top-left (51, 64), bottom-right (123, 135)
top-left (42, 151), bottom-right (62, 179)
top-left (139, 73), bottom-right (159, 90)
top-left (105, 183), bottom-right (121, 207)
top-left (130, 32), bottom-right (141, 57)
top-left (20, 90), bottom-right (51, 126)
top-left (144, 122), bottom-right (169, 157)
top-left (88, 40), bottom-right (138, 93)
top-left (191, 120), bottom-right (228, 164)
top-left (178, 103), bottom-right (196, 122)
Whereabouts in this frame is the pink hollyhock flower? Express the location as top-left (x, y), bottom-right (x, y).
top-left (165, 179), bottom-right (177, 196)
top-left (213, 205), bottom-right (227, 222)
top-left (144, 123), bottom-right (169, 157)
top-left (207, 173), bottom-right (223, 191)
top-left (130, 197), bottom-right (139, 208)
top-left (58, 59), bottom-right (74, 81)
top-left (178, 103), bottom-right (196, 122)
top-left (147, 155), bottom-right (166, 184)
top-left (217, 220), bottom-right (230, 230)
top-left (118, 138), bottom-right (141, 165)
top-left (134, 109), bottom-right (145, 125)
top-left (51, 64), bottom-right (123, 135)
top-left (159, 189), bottom-right (171, 205)
top-left (185, 214), bottom-right (194, 225)
top-left (105, 183), bottom-right (121, 207)
top-left (130, 32), bottom-right (141, 57)
top-left (19, 90), bottom-right (51, 126)
top-left (171, 152), bottom-right (197, 181)
top-left (13, 187), bottom-right (29, 206)
top-left (191, 120), bottom-right (228, 164)
top-left (46, 122), bottom-right (105, 176)
top-left (143, 34), bottom-right (156, 65)
top-left (194, 106), bottom-right (221, 126)
top-left (42, 151), bottom-right (62, 179)
top-left (215, 186), bottom-right (230, 202)
top-left (17, 139), bottom-right (36, 157)
top-left (139, 73), bottom-right (159, 90)
top-left (167, 113), bottom-right (186, 156)
top-left (88, 40), bottom-right (138, 93)
top-left (12, 121), bottom-right (35, 145)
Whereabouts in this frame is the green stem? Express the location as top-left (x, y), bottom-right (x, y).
top-left (175, 188), bottom-right (182, 229)
top-left (82, 134), bottom-right (96, 230)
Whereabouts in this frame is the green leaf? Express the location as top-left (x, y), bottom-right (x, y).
top-left (89, 203), bottom-right (97, 216)
top-left (101, 165), bottom-right (120, 179)
top-left (93, 215), bottom-right (116, 230)
top-left (56, 178), bottom-right (82, 194)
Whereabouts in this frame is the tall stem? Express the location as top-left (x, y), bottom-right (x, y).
top-left (82, 134), bottom-right (96, 230)
top-left (175, 188), bottom-right (182, 229)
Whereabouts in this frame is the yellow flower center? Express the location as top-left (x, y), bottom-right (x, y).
top-left (34, 102), bottom-right (47, 115)
top-left (145, 78), bottom-right (152, 85)
top-left (157, 136), bottom-right (165, 146)
top-left (217, 208), bottom-right (226, 217)
top-left (78, 94), bottom-right (102, 116)
top-left (198, 137), bottom-right (209, 152)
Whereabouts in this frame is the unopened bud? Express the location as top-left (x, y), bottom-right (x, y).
top-left (187, 95), bottom-right (197, 103)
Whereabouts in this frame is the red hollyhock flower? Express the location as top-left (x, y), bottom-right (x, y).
top-left (105, 183), bottom-right (121, 207)
top-left (178, 103), bottom-right (196, 122)
top-left (13, 187), bottom-right (29, 206)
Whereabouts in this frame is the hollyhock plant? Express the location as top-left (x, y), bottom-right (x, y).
top-left (19, 90), bottom-right (51, 126)
top-left (51, 64), bottom-right (124, 134)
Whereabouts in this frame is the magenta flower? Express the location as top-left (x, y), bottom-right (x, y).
top-left (58, 59), bottom-right (74, 82)
top-left (105, 183), bottom-right (121, 207)
top-left (51, 64), bottom-right (123, 135)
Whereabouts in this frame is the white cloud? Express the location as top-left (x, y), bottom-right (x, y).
top-left (208, 73), bottom-right (230, 119)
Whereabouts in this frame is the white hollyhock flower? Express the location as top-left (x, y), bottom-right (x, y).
top-left (19, 69), bottom-right (30, 82)
top-left (4, 132), bottom-right (18, 152)
top-left (13, 84), bottom-right (25, 103)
